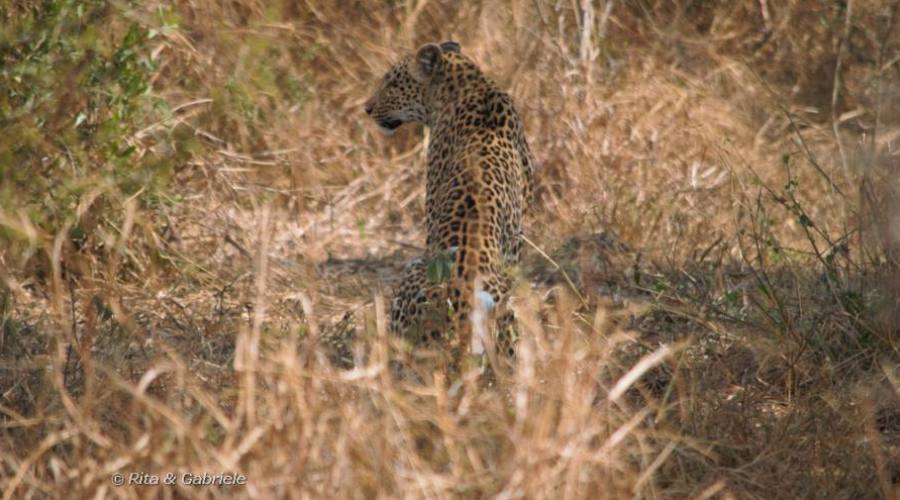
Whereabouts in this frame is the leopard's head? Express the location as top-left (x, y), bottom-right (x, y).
top-left (364, 41), bottom-right (461, 134)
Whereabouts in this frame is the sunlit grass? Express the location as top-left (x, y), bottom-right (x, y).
top-left (1, 1), bottom-right (898, 498)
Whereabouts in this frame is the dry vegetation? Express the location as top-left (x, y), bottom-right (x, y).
top-left (2, 0), bottom-right (900, 498)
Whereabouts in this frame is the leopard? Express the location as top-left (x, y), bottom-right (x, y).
top-left (364, 41), bottom-right (536, 360)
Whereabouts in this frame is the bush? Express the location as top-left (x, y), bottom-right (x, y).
top-left (0, 0), bottom-right (170, 272)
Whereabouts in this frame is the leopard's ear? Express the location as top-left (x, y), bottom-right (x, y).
top-left (439, 41), bottom-right (461, 53)
top-left (412, 43), bottom-right (443, 82)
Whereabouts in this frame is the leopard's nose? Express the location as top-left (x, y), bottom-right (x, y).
top-left (364, 101), bottom-right (374, 115)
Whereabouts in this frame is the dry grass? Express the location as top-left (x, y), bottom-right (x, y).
top-left (2, 0), bottom-right (899, 498)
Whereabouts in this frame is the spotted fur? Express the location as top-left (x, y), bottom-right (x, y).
top-left (365, 42), bottom-right (535, 356)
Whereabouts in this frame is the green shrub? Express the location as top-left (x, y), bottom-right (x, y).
top-left (0, 0), bottom-right (169, 269)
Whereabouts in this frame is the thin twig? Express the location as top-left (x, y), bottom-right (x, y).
top-left (742, 61), bottom-right (846, 198)
top-left (521, 234), bottom-right (589, 308)
top-left (830, 0), bottom-right (853, 186)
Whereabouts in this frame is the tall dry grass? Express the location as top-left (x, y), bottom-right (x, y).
top-left (1, 0), bottom-right (899, 498)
